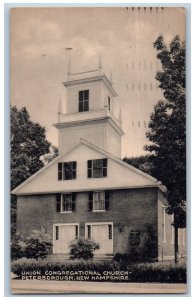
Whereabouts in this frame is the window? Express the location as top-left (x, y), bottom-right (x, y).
top-left (79, 90), bottom-right (89, 112)
top-left (93, 192), bottom-right (105, 211)
top-left (88, 158), bottom-right (107, 178)
top-left (62, 194), bottom-right (72, 212)
top-left (88, 191), bottom-right (110, 212)
top-left (56, 193), bottom-right (76, 213)
top-left (58, 161), bottom-right (76, 180)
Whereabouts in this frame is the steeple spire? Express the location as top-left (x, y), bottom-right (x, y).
top-left (98, 55), bottom-right (102, 69)
top-left (65, 47), bottom-right (73, 78)
top-left (67, 59), bottom-right (71, 75)
top-left (119, 107), bottom-right (122, 126)
top-left (58, 97), bottom-right (63, 122)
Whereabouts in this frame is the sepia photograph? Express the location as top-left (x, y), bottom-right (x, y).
top-left (10, 6), bottom-right (187, 294)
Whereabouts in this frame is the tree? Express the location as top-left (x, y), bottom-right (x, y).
top-left (123, 155), bottom-right (155, 177)
top-left (145, 35), bottom-right (186, 262)
top-left (11, 106), bottom-right (58, 236)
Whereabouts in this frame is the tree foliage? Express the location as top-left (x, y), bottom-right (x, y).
top-left (11, 106), bottom-right (58, 236)
top-left (11, 230), bottom-right (52, 260)
top-left (145, 35), bottom-right (186, 228)
top-left (11, 106), bottom-right (53, 190)
top-left (123, 155), bottom-right (155, 177)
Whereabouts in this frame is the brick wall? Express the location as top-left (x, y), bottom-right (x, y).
top-left (17, 187), bottom-right (158, 258)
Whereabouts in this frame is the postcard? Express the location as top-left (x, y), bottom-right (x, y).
top-left (10, 6), bottom-right (187, 294)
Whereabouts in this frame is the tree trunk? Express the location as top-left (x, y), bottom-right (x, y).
top-left (174, 226), bottom-right (179, 264)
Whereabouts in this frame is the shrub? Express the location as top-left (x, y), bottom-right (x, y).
top-left (113, 251), bottom-right (143, 263)
top-left (11, 233), bottom-right (26, 261)
top-left (113, 253), bottom-right (131, 263)
top-left (11, 258), bottom-right (115, 278)
top-left (11, 258), bottom-right (186, 283)
top-left (11, 230), bottom-right (52, 260)
top-left (24, 230), bottom-right (52, 260)
top-left (69, 238), bottom-right (99, 260)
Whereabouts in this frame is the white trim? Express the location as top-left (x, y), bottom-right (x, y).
top-left (14, 184), bottom-right (160, 196)
top-left (162, 206), bottom-right (166, 244)
top-left (85, 222), bottom-right (113, 239)
top-left (183, 228), bottom-right (186, 246)
top-left (53, 223), bottom-right (79, 254)
top-left (85, 221), bottom-right (113, 226)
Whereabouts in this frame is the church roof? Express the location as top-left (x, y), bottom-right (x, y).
top-left (12, 139), bottom-right (163, 195)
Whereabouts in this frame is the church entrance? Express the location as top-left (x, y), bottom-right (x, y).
top-left (85, 222), bottom-right (113, 255)
top-left (53, 223), bottom-right (79, 254)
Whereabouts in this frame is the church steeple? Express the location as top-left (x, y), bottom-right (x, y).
top-left (54, 64), bottom-right (124, 158)
top-left (98, 56), bottom-right (102, 69)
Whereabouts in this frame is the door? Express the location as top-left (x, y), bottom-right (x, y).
top-left (53, 224), bottom-right (78, 254)
top-left (88, 223), bottom-right (113, 255)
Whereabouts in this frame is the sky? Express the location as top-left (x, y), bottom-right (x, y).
top-left (10, 6), bottom-right (185, 157)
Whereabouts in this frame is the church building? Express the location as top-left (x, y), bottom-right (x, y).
top-left (12, 64), bottom-right (186, 261)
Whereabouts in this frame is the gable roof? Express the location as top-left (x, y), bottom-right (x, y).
top-left (81, 139), bottom-right (158, 182)
top-left (12, 138), bottom-right (162, 195)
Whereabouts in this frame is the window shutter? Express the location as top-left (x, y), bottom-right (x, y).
top-left (88, 160), bottom-right (92, 178)
top-left (72, 193), bottom-right (76, 211)
top-left (79, 91), bottom-right (83, 101)
top-left (56, 194), bottom-right (61, 212)
top-left (105, 190), bottom-right (110, 210)
top-left (88, 192), bottom-right (93, 211)
top-left (103, 159), bottom-right (107, 177)
top-left (58, 163), bottom-right (62, 180)
top-left (73, 161), bottom-right (77, 179)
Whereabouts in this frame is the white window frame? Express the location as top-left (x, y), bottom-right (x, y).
top-left (93, 191), bottom-right (106, 212)
top-left (60, 193), bottom-right (73, 213)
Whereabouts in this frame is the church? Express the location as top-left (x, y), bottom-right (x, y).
top-left (12, 63), bottom-right (186, 261)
